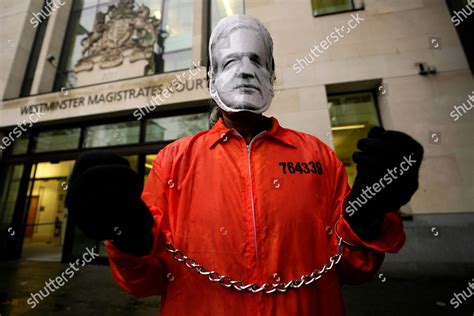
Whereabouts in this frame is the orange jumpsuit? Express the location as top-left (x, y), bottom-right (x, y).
top-left (105, 117), bottom-right (405, 315)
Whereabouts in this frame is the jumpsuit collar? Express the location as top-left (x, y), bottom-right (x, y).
top-left (208, 116), bottom-right (298, 149)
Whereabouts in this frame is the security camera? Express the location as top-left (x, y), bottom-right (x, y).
top-left (47, 53), bottom-right (55, 63)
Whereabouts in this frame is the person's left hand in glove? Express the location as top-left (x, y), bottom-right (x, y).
top-left (344, 126), bottom-right (424, 240)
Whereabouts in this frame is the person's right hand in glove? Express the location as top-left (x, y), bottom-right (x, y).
top-left (65, 151), bottom-right (154, 257)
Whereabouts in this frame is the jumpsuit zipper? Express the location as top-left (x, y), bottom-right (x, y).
top-left (240, 131), bottom-right (266, 263)
top-left (246, 143), bottom-right (259, 263)
top-left (229, 129), bottom-right (266, 263)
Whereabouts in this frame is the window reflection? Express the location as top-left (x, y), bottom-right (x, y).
top-left (34, 129), bottom-right (81, 153)
top-left (83, 121), bottom-right (140, 148)
top-left (328, 92), bottom-right (379, 185)
top-left (152, 0), bottom-right (194, 73)
top-left (0, 165), bottom-right (24, 229)
top-left (145, 112), bottom-right (209, 142)
top-left (210, 0), bottom-right (245, 30)
top-left (11, 134), bottom-right (29, 156)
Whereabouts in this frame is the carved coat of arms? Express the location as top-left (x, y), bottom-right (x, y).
top-left (74, 0), bottom-right (161, 73)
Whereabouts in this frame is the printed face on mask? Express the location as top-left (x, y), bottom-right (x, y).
top-left (210, 28), bottom-right (274, 113)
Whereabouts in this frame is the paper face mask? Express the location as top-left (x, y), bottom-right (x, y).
top-left (209, 16), bottom-right (274, 114)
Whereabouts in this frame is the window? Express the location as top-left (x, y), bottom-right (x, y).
top-left (156, 0), bottom-right (194, 73)
top-left (0, 165), bottom-right (24, 229)
top-left (210, 0), bottom-right (245, 31)
top-left (83, 121), bottom-right (140, 148)
top-left (0, 131), bottom-right (29, 156)
top-left (145, 112), bottom-right (209, 142)
top-left (2, 111), bottom-right (209, 155)
top-left (311, 0), bottom-right (364, 16)
top-left (446, 0), bottom-right (474, 73)
top-left (55, 0), bottom-right (194, 89)
top-left (34, 128), bottom-right (81, 153)
top-left (11, 134), bottom-right (30, 156)
top-left (327, 91), bottom-right (380, 185)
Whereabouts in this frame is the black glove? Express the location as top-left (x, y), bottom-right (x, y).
top-left (344, 126), bottom-right (424, 240)
top-left (65, 151), bottom-right (154, 256)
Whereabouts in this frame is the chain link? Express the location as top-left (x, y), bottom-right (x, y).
top-left (165, 236), bottom-right (344, 294)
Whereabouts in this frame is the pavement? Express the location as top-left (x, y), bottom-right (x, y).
top-left (0, 260), bottom-right (160, 316)
top-left (0, 213), bottom-right (473, 315)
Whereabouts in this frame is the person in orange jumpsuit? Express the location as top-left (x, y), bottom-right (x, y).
top-left (66, 15), bottom-right (423, 315)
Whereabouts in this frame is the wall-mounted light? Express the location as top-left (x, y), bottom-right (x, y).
top-left (331, 124), bottom-right (366, 131)
top-left (47, 53), bottom-right (72, 88)
top-left (416, 62), bottom-right (437, 76)
top-left (46, 53), bottom-right (55, 63)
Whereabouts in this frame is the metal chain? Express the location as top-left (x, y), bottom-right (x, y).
top-left (165, 235), bottom-right (344, 294)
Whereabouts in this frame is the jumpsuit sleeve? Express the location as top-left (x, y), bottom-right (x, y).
top-left (328, 155), bottom-right (406, 285)
top-left (104, 152), bottom-right (170, 298)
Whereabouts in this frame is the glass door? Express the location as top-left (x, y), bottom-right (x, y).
top-left (21, 161), bottom-right (74, 261)
top-left (0, 164), bottom-right (26, 260)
